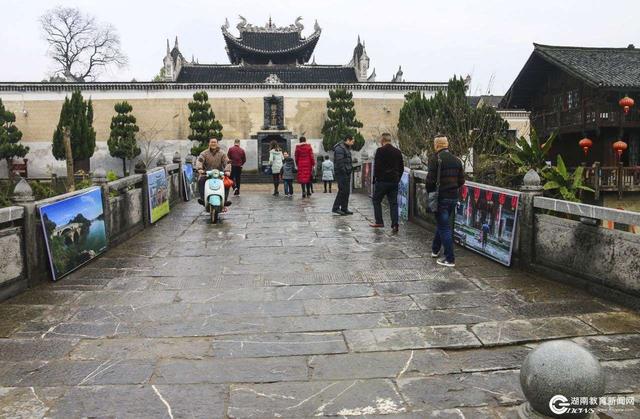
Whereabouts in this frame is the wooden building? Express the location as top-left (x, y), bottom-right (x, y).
top-left (501, 43), bottom-right (640, 168)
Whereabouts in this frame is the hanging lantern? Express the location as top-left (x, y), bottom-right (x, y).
top-left (485, 191), bottom-right (493, 202)
top-left (613, 140), bottom-right (628, 159)
top-left (461, 185), bottom-right (468, 200)
top-left (511, 195), bottom-right (518, 210)
top-left (619, 96), bottom-right (635, 114)
top-left (578, 138), bottom-right (593, 156)
top-left (473, 187), bottom-right (480, 203)
top-left (498, 193), bottom-right (506, 206)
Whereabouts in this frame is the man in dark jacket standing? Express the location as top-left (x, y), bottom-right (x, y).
top-left (370, 133), bottom-right (404, 232)
top-left (332, 135), bottom-right (355, 215)
top-left (425, 135), bottom-right (465, 267)
top-left (227, 139), bottom-right (246, 195)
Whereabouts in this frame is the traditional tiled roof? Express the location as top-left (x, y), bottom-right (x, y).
top-left (222, 18), bottom-right (321, 65)
top-left (176, 64), bottom-right (358, 83)
top-left (501, 43), bottom-right (640, 109)
top-left (533, 43), bottom-right (640, 88)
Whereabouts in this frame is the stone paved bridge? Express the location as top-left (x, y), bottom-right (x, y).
top-left (0, 189), bottom-right (639, 417)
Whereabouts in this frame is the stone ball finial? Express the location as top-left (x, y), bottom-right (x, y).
top-left (361, 151), bottom-right (369, 161)
top-left (519, 340), bottom-right (605, 418)
top-left (409, 156), bottom-right (423, 170)
top-left (521, 168), bottom-right (542, 191)
top-left (92, 168), bottom-right (107, 184)
top-left (11, 177), bottom-right (35, 203)
top-left (156, 154), bottom-right (167, 167)
top-left (134, 160), bottom-right (147, 174)
top-left (173, 151), bottom-right (182, 163)
top-left (185, 155), bottom-right (195, 165)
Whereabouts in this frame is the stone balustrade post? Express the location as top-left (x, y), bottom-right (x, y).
top-left (518, 169), bottom-right (544, 268)
top-left (407, 157), bottom-right (423, 222)
top-left (156, 154), bottom-right (167, 168)
top-left (11, 178), bottom-right (38, 287)
top-left (92, 168), bottom-right (111, 243)
top-left (134, 161), bottom-right (150, 227)
top-left (173, 151), bottom-right (184, 200)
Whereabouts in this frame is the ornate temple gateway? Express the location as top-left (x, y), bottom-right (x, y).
top-left (0, 17), bottom-right (446, 177)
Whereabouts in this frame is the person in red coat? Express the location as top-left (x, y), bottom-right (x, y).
top-left (294, 136), bottom-right (315, 198)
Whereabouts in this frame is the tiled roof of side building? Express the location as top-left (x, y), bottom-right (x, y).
top-left (175, 65), bottom-right (359, 84)
top-left (534, 43), bottom-right (640, 88)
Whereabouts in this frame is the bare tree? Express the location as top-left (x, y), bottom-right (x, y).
top-left (40, 7), bottom-right (127, 81)
top-left (136, 124), bottom-right (168, 168)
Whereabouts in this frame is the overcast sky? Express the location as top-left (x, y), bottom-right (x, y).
top-left (1, 0), bottom-right (639, 94)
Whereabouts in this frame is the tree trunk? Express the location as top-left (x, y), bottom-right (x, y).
top-left (63, 128), bottom-right (75, 192)
top-left (6, 159), bottom-right (15, 186)
top-left (122, 158), bottom-right (128, 177)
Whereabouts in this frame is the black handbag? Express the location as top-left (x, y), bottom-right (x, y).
top-left (426, 155), bottom-right (441, 213)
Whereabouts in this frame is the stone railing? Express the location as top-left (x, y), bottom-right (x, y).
top-left (402, 168), bottom-right (640, 309)
top-left (0, 206), bottom-right (26, 300)
top-left (0, 153), bottom-right (190, 302)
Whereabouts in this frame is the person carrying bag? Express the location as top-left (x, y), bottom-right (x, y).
top-left (425, 135), bottom-right (464, 268)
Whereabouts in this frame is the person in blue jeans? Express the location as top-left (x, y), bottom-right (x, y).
top-left (425, 135), bottom-right (465, 267)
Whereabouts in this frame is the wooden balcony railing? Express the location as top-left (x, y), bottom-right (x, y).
top-left (582, 163), bottom-right (640, 199)
top-left (532, 106), bottom-right (640, 133)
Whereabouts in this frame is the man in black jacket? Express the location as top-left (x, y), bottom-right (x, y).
top-left (370, 133), bottom-right (404, 232)
top-left (425, 135), bottom-right (465, 267)
top-left (332, 135), bottom-right (355, 215)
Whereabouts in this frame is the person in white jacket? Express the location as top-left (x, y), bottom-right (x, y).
top-left (268, 141), bottom-right (284, 196)
top-left (322, 155), bottom-right (334, 193)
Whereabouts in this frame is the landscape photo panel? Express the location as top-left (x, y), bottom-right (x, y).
top-left (147, 168), bottom-right (170, 223)
top-left (39, 187), bottom-right (108, 281)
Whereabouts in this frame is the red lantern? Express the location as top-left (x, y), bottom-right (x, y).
top-left (578, 138), bottom-right (593, 156)
top-left (473, 188), bottom-right (480, 203)
top-left (461, 185), bottom-right (468, 200)
top-left (619, 96), bottom-right (635, 114)
top-left (613, 140), bottom-right (628, 159)
top-left (498, 193), bottom-right (506, 206)
top-left (485, 191), bottom-right (493, 202)
top-left (511, 195), bottom-right (518, 210)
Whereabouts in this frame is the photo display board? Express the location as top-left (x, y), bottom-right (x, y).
top-left (147, 168), bottom-right (170, 223)
top-left (454, 181), bottom-right (520, 266)
top-left (39, 187), bottom-right (107, 281)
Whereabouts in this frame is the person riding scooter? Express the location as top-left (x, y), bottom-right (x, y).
top-left (196, 138), bottom-right (232, 208)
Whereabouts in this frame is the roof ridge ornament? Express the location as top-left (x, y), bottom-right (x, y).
top-left (265, 73), bottom-right (283, 84)
top-left (234, 16), bottom-right (308, 33)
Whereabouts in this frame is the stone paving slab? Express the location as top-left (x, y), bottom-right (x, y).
top-left (211, 332), bottom-right (348, 358)
top-left (154, 357), bottom-right (308, 384)
top-left (344, 325), bottom-right (481, 352)
top-left (471, 316), bottom-right (597, 346)
top-left (228, 379), bottom-right (406, 418)
top-left (0, 191), bottom-right (639, 417)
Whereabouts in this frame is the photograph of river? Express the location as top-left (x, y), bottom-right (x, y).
top-left (39, 187), bottom-right (107, 281)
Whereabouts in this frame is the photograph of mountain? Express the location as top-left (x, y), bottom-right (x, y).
top-left (39, 187), bottom-right (107, 280)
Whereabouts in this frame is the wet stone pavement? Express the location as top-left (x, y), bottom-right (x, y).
top-left (1, 187), bottom-right (639, 418)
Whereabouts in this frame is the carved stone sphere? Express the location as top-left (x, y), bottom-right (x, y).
top-left (520, 340), bottom-right (605, 418)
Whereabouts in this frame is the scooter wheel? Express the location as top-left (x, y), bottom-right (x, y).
top-left (210, 208), bottom-right (219, 224)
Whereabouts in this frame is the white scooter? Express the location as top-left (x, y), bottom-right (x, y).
top-left (203, 169), bottom-right (225, 224)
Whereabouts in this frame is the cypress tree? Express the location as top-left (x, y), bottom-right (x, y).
top-left (52, 90), bottom-right (96, 162)
top-left (108, 101), bottom-right (140, 176)
top-left (321, 89), bottom-right (365, 152)
top-left (188, 91), bottom-right (223, 155)
top-left (0, 99), bottom-right (29, 184)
